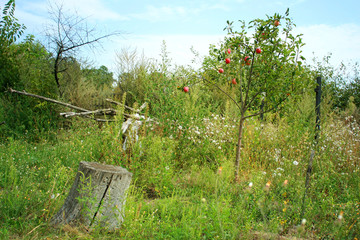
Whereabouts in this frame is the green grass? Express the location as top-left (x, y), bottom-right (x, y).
top-left (0, 113), bottom-right (359, 239)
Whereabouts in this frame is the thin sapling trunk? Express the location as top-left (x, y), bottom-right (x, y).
top-left (234, 116), bottom-right (245, 182)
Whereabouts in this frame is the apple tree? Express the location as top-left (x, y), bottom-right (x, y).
top-left (200, 9), bottom-right (314, 181)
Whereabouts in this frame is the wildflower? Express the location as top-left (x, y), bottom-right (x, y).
top-left (218, 166), bottom-right (223, 175)
top-left (301, 219), bottom-right (307, 225)
top-left (265, 181), bottom-right (271, 190)
top-left (338, 211), bottom-right (344, 221)
top-left (249, 182), bottom-right (253, 188)
top-left (201, 198), bottom-right (206, 203)
top-left (283, 179), bottom-right (289, 186)
top-left (293, 161), bottom-right (299, 166)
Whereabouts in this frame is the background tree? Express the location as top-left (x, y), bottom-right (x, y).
top-left (0, 0), bottom-right (26, 91)
top-left (82, 65), bottom-right (115, 89)
top-left (45, 3), bottom-right (122, 97)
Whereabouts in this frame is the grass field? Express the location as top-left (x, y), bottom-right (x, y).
top-left (0, 111), bottom-right (359, 239)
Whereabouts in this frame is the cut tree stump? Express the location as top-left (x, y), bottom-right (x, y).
top-left (51, 161), bottom-right (132, 230)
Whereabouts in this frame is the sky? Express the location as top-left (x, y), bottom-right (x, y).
top-left (8, 0), bottom-right (360, 73)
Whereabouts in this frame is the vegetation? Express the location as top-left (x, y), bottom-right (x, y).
top-left (0, 1), bottom-right (359, 239)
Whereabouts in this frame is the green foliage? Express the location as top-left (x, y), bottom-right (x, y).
top-left (0, 1), bottom-right (62, 141)
top-left (0, 36), bottom-right (60, 141)
top-left (0, 0), bottom-right (25, 47)
top-left (82, 65), bottom-right (115, 89)
top-left (0, 0), bottom-right (26, 92)
top-left (311, 55), bottom-right (360, 119)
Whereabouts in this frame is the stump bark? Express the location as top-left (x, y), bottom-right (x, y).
top-left (51, 161), bottom-right (132, 230)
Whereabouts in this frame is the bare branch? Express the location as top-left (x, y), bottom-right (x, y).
top-left (106, 99), bottom-right (148, 113)
top-left (60, 108), bottom-right (117, 117)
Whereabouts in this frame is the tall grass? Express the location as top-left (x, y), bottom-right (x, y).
top-left (0, 93), bottom-right (359, 239)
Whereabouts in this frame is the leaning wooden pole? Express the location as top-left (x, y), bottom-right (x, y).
top-left (8, 88), bottom-right (115, 122)
top-left (9, 88), bottom-right (88, 112)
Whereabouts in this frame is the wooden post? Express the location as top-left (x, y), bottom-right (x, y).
top-left (51, 162), bottom-right (132, 231)
top-left (315, 76), bottom-right (321, 140)
top-left (300, 76), bottom-right (322, 221)
top-left (259, 99), bottom-right (264, 121)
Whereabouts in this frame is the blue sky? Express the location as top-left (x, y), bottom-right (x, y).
top-left (10, 0), bottom-right (360, 72)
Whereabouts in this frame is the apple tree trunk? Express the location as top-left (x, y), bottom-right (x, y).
top-left (234, 117), bottom-right (245, 182)
top-left (51, 161), bottom-right (132, 231)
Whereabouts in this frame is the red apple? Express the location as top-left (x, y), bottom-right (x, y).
top-left (245, 60), bottom-right (251, 66)
top-left (183, 86), bottom-right (189, 93)
top-left (225, 58), bottom-right (231, 64)
top-left (244, 56), bottom-right (250, 62)
top-left (226, 48), bottom-right (231, 54)
top-left (232, 78), bottom-right (237, 84)
top-left (218, 68), bottom-right (224, 73)
top-left (256, 48), bottom-right (262, 54)
top-left (274, 20), bottom-right (280, 27)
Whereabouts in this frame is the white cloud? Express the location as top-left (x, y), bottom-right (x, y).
top-left (132, 5), bottom-right (188, 22)
top-left (91, 34), bottom-right (224, 73)
top-left (48, 0), bottom-right (128, 21)
top-left (16, 8), bottom-right (50, 34)
top-left (131, 3), bottom-right (230, 22)
top-left (295, 23), bottom-right (360, 66)
top-left (16, 0), bottom-right (129, 36)
top-left (274, 0), bottom-right (307, 6)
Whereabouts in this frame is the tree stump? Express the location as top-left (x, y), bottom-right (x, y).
top-left (51, 161), bottom-right (132, 230)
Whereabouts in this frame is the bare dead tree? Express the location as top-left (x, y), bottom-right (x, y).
top-left (45, 3), bottom-right (122, 96)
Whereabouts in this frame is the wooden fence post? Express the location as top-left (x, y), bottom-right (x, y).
top-left (300, 76), bottom-right (322, 221)
top-left (315, 76), bottom-right (322, 140)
